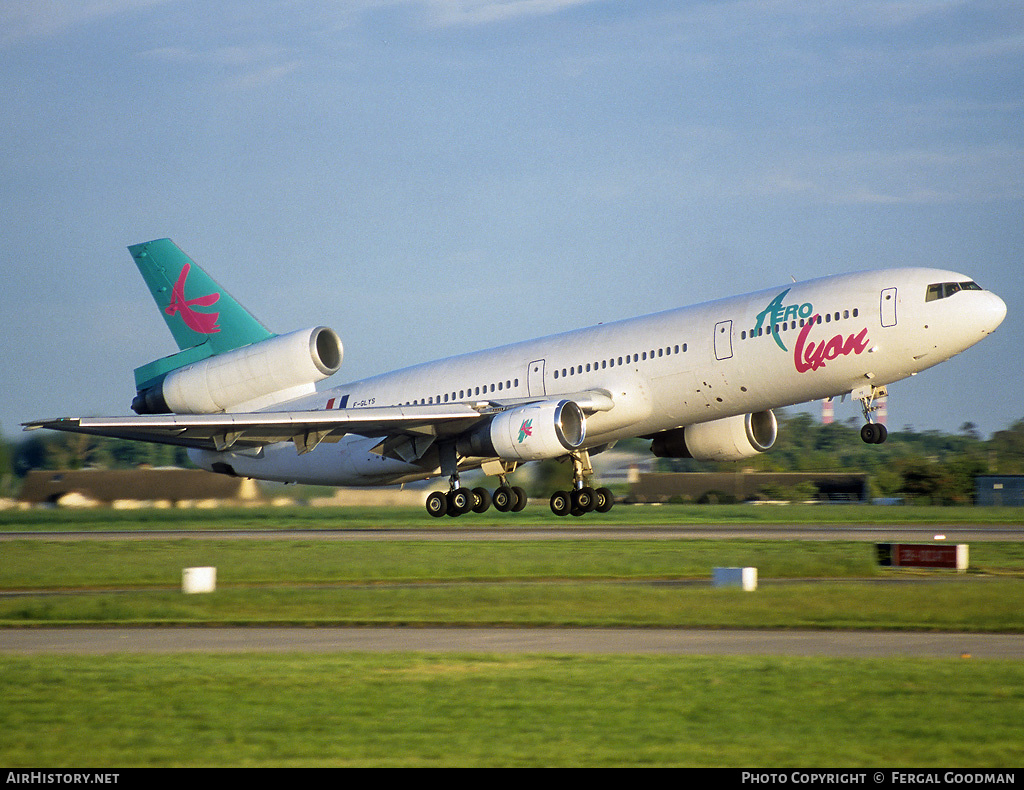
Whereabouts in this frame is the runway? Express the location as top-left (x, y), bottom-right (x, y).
top-left (2, 626), bottom-right (1023, 658)
top-left (3, 523), bottom-right (1022, 542)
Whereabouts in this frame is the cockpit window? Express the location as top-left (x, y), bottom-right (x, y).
top-left (925, 281), bottom-right (982, 302)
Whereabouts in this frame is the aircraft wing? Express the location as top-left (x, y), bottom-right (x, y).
top-left (23, 390), bottom-right (615, 457)
top-left (24, 404), bottom-right (486, 455)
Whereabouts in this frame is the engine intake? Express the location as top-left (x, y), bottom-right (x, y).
top-left (132, 326), bottom-right (343, 414)
top-left (651, 410), bottom-right (778, 462)
top-left (458, 399), bottom-right (586, 462)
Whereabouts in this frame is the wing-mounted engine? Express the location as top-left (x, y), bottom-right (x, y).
top-left (457, 399), bottom-right (586, 462)
top-left (132, 326), bottom-right (343, 414)
top-left (650, 410), bottom-right (777, 462)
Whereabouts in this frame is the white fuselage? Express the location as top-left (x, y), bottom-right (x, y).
top-left (191, 267), bottom-right (1006, 486)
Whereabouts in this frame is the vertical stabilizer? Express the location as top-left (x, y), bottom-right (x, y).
top-left (128, 239), bottom-right (273, 354)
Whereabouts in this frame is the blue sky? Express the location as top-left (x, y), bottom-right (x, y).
top-left (2, 0), bottom-right (1022, 440)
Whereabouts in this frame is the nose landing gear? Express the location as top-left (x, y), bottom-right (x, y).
top-left (854, 385), bottom-right (889, 444)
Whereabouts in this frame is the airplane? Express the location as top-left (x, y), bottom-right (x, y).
top-left (25, 239), bottom-right (1007, 517)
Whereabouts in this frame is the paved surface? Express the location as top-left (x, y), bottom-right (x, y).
top-left (2, 524), bottom-right (1022, 542)
top-left (2, 627), bottom-right (1022, 658)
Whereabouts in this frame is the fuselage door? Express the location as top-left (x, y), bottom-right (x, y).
top-left (527, 359), bottom-right (546, 397)
top-left (714, 320), bottom-right (734, 361)
top-left (881, 288), bottom-right (898, 327)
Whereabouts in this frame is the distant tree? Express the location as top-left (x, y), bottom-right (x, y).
top-left (0, 432), bottom-right (12, 497)
top-left (959, 421), bottom-right (981, 440)
top-left (990, 419), bottom-right (1024, 474)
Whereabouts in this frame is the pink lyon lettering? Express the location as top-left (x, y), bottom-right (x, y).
top-left (794, 315), bottom-right (870, 373)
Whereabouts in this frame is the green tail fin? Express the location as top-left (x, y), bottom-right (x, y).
top-left (129, 239), bottom-right (272, 352)
top-left (129, 239), bottom-right (274, 390)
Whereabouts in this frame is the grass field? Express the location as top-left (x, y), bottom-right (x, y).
top-left (2, 538), bottom-right (1024, 630)
top-left (2, 504), bottom-right (1022, 766)
top-left (2, 653), bottom-right (1023, 767)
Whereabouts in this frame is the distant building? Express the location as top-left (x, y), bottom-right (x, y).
top-left (975, 475), bottom-right (1024, 507)
top-left (18, 468), bottom-right (260, 509)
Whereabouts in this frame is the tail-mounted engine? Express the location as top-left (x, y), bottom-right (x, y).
top-left (457, 399), bottom-right (586, 462)
top-left (132, 326), bottom-right (343, 414)
top-left (651, 410), bottom-right (778, 462)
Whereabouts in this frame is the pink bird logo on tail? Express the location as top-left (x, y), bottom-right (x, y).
top-left (165, 263), bottom-right (221, 334)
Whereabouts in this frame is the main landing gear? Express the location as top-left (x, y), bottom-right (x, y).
top-left (425, 442), bottom-right (527, 518)
top-left (423, 444), bottom-right (614, 518)
top-left (548, 450), bottom-right (614, 518)
top-left (425, 481), bottom-right (527, 518)
top-left (855, 385), bottom-right (888, 444)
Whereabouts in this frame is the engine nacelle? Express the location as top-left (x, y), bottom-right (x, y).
top-left (132, 326), bottom-right (343, 414)
top-left (457, 399), bottom-right (586, 462)
top-left (651, 410), bottom-right (778, 462)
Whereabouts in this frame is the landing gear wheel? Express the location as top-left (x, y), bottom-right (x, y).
top-left (447, 488), bottom-right (473, 516)
top-left (492, 486), bottom-right (514, 512)
top-left (550, 490), bottom-right (571, 517)
top-left (572, 486), bottom-right (597, 513)
top-left (425, 491), bottom-right (447, 518)
top-left (861, 423), bottom-right (888, 444)
top-left (510, 486), bottom-right (528, 512)
top-left (471, 487), bottom-right (492, 514)
top-left (594, 487), bottom-right (614, 513)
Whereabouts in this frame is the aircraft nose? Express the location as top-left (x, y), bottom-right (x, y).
top-left (983, 291), bottom-right (1007, 334)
